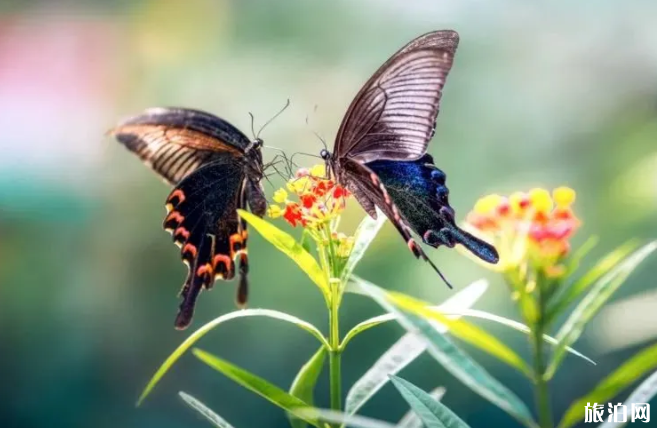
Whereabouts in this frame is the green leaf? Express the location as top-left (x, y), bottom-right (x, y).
top-left (598, 370), bottom-right (657, 428)
top-left (562, 235), bottom-right (599, 278)
top-left (238, 209), bottom-right (329, 297)
top-left (558, 342), bottom-right (657, 428)
top-left (390, 375), bottom-right (471, 428)
top-left (398, 387), bottom-right (446, 428)
top-left (341, 211), bottom-right (387, 282)
top-left (193, 349), bottom-right (321, 427)
top-left (138, 308), bottom-right (327, 405)
top-left (454, 309), bottom-right (594, 366)
top-left (178, 391), bottom-right (236, 428)
top-left (351, 276), bottom-right (537, 428)
top-left (300, 229), bottom-right (314, 254)
top-left (548, 241), bottom-right (657, 378)
top-left (344, 279), bottom-right (488, 416)
top-left (341, 280), bottom-right (487, 351)
top-left (548, 239), bottom-right (640, 319)
top-left (289, 346), bottom-right (327, 428)
top-left (297, 408), bottom-right (396, 428)
top-left (386, 290), bottom-right (532, 377)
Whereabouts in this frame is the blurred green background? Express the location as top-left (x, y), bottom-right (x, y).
top-left (1, 1), bottom-right (656, 427)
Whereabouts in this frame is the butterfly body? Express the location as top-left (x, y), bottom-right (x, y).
top-left (324, 30), bottom-right (499, 284)
top-left (111, 108), bottom-right (266, 329)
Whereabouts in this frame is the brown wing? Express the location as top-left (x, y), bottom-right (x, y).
top-left (335, 48), bottom-right (456, 163)
top-left (109, 107), bottom-right (250, 185)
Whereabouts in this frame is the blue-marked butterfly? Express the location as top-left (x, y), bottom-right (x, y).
top-left (110, 108), bottom-right (268, 329)
top-left (320, 30), bottom-right (499, 286)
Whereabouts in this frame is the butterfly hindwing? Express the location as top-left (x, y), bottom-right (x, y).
top-left (366, 155), bottom-right (499, 264)
top-left (339, 158), bottom-right (455, 284)
top-left (163, 157), bottom-right (251, 329)
top-left (110, 107), bottom-right (251, 184)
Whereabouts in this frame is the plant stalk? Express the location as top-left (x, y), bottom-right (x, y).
top-left (531, 270), bottom-right (554, 428)
top-left (328, 283), bottom-right (342, 414)
top-left (532, 325), bottom-right (553, 428)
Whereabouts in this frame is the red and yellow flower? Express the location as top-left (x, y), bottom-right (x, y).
top-left (267, 164), bottom-right (350, 230)
top-left (463, 187), bottom-right (580, 276)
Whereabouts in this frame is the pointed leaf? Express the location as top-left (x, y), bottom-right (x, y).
top-left (297, 408), bottom-right (396, 428)
top-left (455, 309), bottom-right (594, 366)
top-left (562, 235), bottom-right (599, 278)
top-left (398, 387), bottom-right (446, 428)
top-left (193, 349), bottom-right (321, 427)
top-left (179, 391), bottom-right (236, 428)
top-left (598, 370), bottom-right (657, 428)
top-left (289, 346), bottom-right (327, 428)
top-left (344, 280), bottom-right (488, 416)
top-left (341, 280), bottom-right (487, 351)
top-left (548, 239), bottom-right (639, 319)
top-left (548, 241), bottom-right (657, 377)
top-left (559, 342), bottom-right (657, 428)
top-left (386, 290), bottom-right (531, 377)
top-left (390, 376), bottom-right (470, 428)
top-left (341, 211), bottom-right (387, 282)
top-left (138, 309), bottom-right (327, 405)
top-left (352, 277), bottom-right (537, 428)
top-left (239, 209), bottom-right (329, 296)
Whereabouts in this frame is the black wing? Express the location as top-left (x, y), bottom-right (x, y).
top-left (334, 44), bottom-right (456, 163)
top-left (339, 158), bottom-right (455, 287)
top-left (109, 107), bottom-right (251, 184)
top-left (366, 156), bottom-right (499, 264)
top-left (163, 156), bottom-right (252, 329)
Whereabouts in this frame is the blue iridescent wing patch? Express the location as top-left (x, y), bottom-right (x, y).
top-left (367, 155), bottom-right (498, 264)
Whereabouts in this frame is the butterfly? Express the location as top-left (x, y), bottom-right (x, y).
top-left (320, 30), bottom-right (499, 286)
top-left (109, 107), bottom-right (268, 329)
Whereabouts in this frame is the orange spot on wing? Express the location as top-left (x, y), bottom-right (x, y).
top-left (166, 211), bottom-right (185, 224)
top-left (174, 227), bottom-right (190, 241)
top-left (196, 263), bottom-right (213, 277)
top-left (213, 254), bottom-right (232, 271)
top-left (168, 189), bottom-right (186, 204)
top-left (229, 230), bottom-right (249, 257)
top-left (182, 243), bottom-right (197, 258)
top-left (407, 240), bottom-right (420, 257)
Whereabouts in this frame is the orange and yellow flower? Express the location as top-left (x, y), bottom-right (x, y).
top-left (463, 187), bottom-right (580, 276)
top-left (267, 164), bottom-right (350, 230)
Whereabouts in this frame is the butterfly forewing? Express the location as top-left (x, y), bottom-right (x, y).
top-left (110, 108), bottom-right (250, 184)
top-left (395, 30), bottom-right (459, 57)
top-left (335, 49), bottom-right (455, 163)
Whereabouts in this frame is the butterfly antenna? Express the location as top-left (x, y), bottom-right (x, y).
top-left (256, 98), bottom-right (290, 139)
top-left (248, 112), bottom-right (257, 140)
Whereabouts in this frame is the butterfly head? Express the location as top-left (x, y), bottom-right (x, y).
top-left (252, 137), bottom-right (264, 149)
top-left (320, 149), bottom-right (331, 161)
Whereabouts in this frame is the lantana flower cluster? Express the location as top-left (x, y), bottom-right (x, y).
top-left (464, 187), bottom-right (580, 276)
top-left (267, 164), bottom-right (350, 229)
top-left (268, 164), bottom-right (354, 264)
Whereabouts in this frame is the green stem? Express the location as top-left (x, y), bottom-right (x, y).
top-left (532, 325), bottom-right (553, 428)
top-left (328, 283), bottom-right (342, 413)
top-left (531, 270), bottom-right (553, 428)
